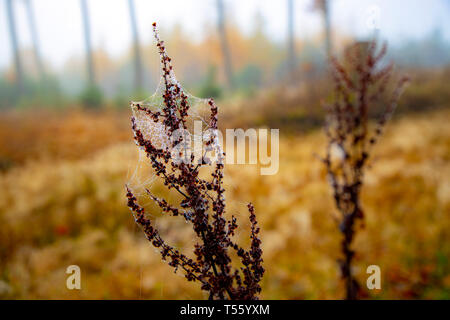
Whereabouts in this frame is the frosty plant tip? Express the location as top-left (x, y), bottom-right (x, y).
top-left (125, 23), bottom-right (264, 300)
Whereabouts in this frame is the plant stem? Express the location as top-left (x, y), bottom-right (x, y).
top-left (340, 209), bottom-right (360, 300)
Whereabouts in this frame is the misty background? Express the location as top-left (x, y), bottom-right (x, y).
top-left (1, 0), bottom-right (450, 109)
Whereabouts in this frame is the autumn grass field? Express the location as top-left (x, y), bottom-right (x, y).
top-left (0, 107), bottom-right (449, 299)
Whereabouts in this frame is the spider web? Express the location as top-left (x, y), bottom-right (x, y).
top-left (127, 69), bottom-right (219, 195)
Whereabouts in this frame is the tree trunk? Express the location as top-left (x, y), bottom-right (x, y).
top-left (216, 0), bottom-right (233, 89)
top-left (322, 0), bottom-right (332, 57)
top-left (5, 0), bottom-right (24, 93)
top-left (25, 0), bottom-right (45, 81)
top-left (287, 0), bottom-right (296, 80)
top-left (313, 0), bottom-right (332, 56)
top-left (128, 0), bottom-right (143, 92)
top-left (80, 0), bottom-right (95, 84)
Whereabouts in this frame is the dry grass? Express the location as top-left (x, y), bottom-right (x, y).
top-left (0, 109), bottom-right (449, 299)
top-left (0, 109), bottom-right (131, 170)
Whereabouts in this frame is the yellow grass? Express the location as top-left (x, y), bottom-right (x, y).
top-left (0, 109), bottom-right (449, 299)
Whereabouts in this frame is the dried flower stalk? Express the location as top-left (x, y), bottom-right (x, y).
top-left (323, 41), bottom-right (409, 299)
top-left (126, 23), bottom-right (264, 300)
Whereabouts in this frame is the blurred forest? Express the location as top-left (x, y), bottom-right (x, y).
top-left (1, 0), bottom-right (450, 110)
top-left (0, 0), bottom-right (449, 299)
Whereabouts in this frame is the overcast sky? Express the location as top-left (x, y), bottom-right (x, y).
top-left (1, 0), bottom-right (449, 71)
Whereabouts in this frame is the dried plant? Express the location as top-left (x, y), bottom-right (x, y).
top-left (126, 23), bottom-right (264, 300)
top-left (322, 41), bottom-right (409, 299)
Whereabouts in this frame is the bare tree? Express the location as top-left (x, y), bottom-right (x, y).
top-left (127, 0), bottom-right (143, 92)
top-left (216, 0), bottom-right (233, 89)
top-left (314, 0), bottom-right (332, 57)
top-left (287, 0), bottom-right (296, 79)
top-left (5, 0), bottom-right (24, 92)
top-left (24, 0), bottom-right (45, 81)
top-left (80, 0), bottom-right (95, 84)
